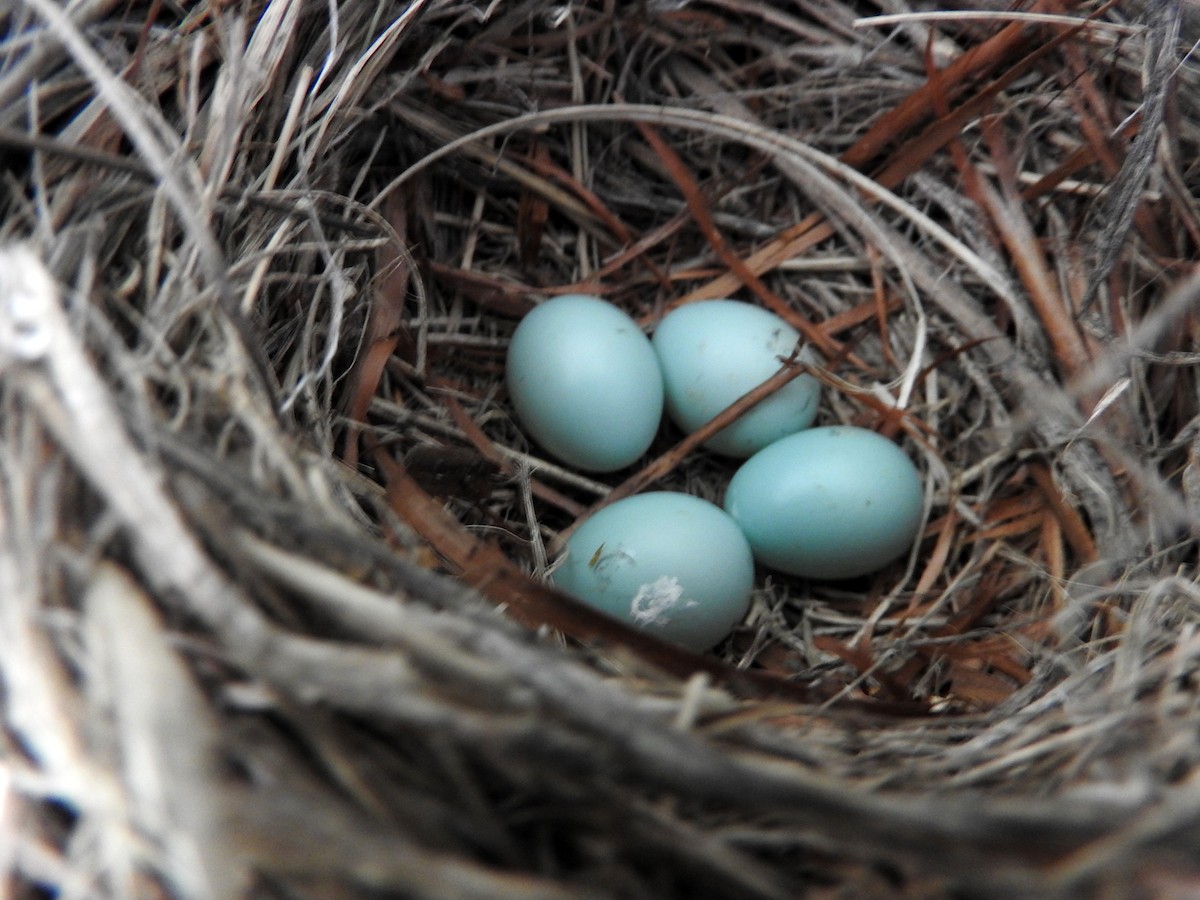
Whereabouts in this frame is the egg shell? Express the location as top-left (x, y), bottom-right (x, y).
top-left (652, 300), bottom-right (821, 457)
top-left (553, 492), bottom-right (755, 652)
top-left (506, 295), bottom-right (664, 472)
top-left (724, 426), bottom-right (924, 579)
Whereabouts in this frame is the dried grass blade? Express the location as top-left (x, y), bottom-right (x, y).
top-left (426, 261), bottom-right (534, 317)
top-left (1074, 1), bottom-right (1181, 309)
top-left (1041, 509), bottom-right (1067, 605)
top-left (341, 193), bottom-right (411, 468)
top-left (522, 141), bottom-right (635, 244)
top-left (1019, 112), bottom-right (1140, 202)
top-left (946, 662), bottom-right (1020, 708)
top-left (307, 0), bottom-right (432, 156)
top-left (971, 511), bottom-right (1046, 544)
top-left (83, 562), bottom-right (238, 898)
top-left (0, 0), bottom-right (123, 126)
top-left (387, 102), bottom-right (608, 239)
top-left (517, 140), bottom-right (552, 269)
top-left (689, 8), bottom-right (1098, 304)
top-left (842, 10), bottom-right (1046, 171)
top-left (635, 121), bottom-right (844, 359)
top-left (437, 394), bottom-right (581, 515)
top-left (911, 506), bottom-right (957, 600)
top-left (1029, 463), bottom-right (1098, 564)
top-left (811, 636), bottom-right (912, 702)
top-left (976, 118), bottom-right (1093, 377)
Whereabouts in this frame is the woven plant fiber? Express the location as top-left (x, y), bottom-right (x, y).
top-left (3, 2), bottom-right (1200, 897)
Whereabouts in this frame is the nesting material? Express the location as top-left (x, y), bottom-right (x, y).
top-left (3, 2), bottom-right (1200, 896)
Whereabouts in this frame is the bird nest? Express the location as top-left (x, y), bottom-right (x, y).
top-left (4, 1), bottom-right (1200, 896)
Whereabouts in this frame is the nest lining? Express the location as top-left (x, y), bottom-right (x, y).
top-left (3, 1), bottom-right (1200, 897)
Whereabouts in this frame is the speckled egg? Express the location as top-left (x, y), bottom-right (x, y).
top-left (724, 426), bottom-right (924, 579)
top-left (506, 295), bottom-right (664, 472)
top-left (652, 300), bottom-right (820, 457)
top-left (553, 492), bottom-right (755, 651)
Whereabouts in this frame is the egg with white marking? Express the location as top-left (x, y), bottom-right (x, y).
top-left (553, 492), bottom-right (755, 651)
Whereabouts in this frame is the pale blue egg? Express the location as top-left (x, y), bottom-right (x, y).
top-left (724, 426), bottom-right (924, 579)
top-left (652, 300), bottom-right (820, 457)
top-left (506, 295), bottom-right (664, 472)
top-left (553, 492), bottom-right (755, 651)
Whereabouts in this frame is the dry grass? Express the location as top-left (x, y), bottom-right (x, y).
top-left (3, 1), bottom-right (1200, 896)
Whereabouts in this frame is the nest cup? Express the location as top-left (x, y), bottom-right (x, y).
top-left (3, 2), bottom-right (1200, 897)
